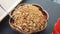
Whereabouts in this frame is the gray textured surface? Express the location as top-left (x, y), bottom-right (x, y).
top-left (0, 0), bottom-right (60, 34)
top-left (53, 0), bottom-right (60, 4)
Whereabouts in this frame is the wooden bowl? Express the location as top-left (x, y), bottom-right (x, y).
top-left (9, 4), bottom-right (49, 34)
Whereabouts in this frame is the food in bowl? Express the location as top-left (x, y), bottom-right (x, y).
top-left (9, 4), bottom-right (49, 34)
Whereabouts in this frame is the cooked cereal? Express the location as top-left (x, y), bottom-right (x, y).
top-left (10, 4), bottom-right (47, 33)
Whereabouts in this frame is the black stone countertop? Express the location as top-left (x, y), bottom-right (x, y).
top-left (0, 0), bottom-right (60, 34)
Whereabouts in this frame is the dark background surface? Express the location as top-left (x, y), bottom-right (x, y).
top-left (0, 0), bottom-right (60, 34)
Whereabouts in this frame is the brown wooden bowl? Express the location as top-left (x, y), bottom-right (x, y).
top-left (9, 4), bottom-right (49, 34)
